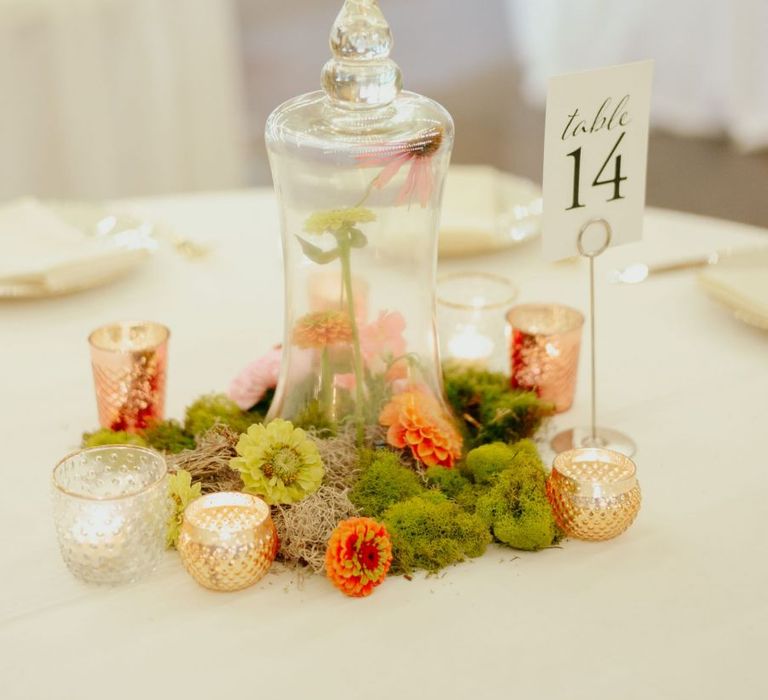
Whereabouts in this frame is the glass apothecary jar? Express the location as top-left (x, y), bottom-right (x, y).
top-left (265, 0), bottom-right (462, 467)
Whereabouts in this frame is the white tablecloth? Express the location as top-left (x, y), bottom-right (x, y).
top-left (2, 190), bottom-right (767, 699)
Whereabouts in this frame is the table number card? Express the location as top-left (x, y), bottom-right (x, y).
top-left (543, 60), bottom-right (654, 261)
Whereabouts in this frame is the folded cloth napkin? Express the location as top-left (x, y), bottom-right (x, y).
top-left (0, 199), bottom-right (151, 295)
top-left (698, 249), bottom-right (768, 330)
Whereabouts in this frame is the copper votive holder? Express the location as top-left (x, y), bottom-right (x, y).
top-left (178, 492), bottom-right (277, 592)
top-left (88, 321), bottom-right (169, 432)
top-left (506, 303), bottom-right (584, 412)
top-left (547, 447), bottom-right (641, 541)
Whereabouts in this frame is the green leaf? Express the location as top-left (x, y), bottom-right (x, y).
top-left (348, 228), bottom-right (368, 249)
top-left (296, 236), bottom-right (339, 264)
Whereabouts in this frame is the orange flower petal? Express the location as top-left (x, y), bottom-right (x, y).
top-left (379, 388), bottom-right (464, 468)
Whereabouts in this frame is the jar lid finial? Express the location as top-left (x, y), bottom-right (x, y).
top-left (321, 0), bottom-right (402, 108)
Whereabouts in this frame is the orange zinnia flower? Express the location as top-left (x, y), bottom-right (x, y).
top-left (379, 387), bottom-right (463, 469)
top-left (325, 517), bottom-right (392, 598)
top-left (292, 310), bottom-right (353, 349)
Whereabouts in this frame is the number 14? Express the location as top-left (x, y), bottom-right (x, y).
top-left (566, 131), bottom-right (627, 210)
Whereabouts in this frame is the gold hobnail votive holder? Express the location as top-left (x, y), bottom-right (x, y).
top-left (178, 492), bottom-right (277, 592)
top-left (507, 303), bottom-right (584, 413)
top-left (88, 321), bottom-right (169, 433)
top-left (547, 447), bottom-right (641, 541)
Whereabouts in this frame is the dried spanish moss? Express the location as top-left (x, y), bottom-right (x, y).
top-left (272, 425), bottom-right (371, 573)
top-left (272, 487), bottom-right (359, 574)
top-left (305, 426), bottom-right (361, 488)
top-left (167, 425), bottom-right (243, 494)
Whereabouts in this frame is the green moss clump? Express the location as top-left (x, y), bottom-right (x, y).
top-left (425, 466), bottom-right (471, 500)
top-left (142, 420), bottom-right (196, 454)
top-left (355, 447), bottom-right (380, 473)
top-left (426, 467), bottom-right (485, 513)
top-left (382, 494), bottom-right (491, 574)
top-left (463, 439), bottom-right (541, 485)
top-left (473, 441), bottom-right (559, 551)
top-left (443, 362), bottom-right (554, 448)
top-left (349, 449), bottom-right (424, 518)
top-left (184, 393), bottom-right (256, 437)
top-left (293, 399), bottom-right (337, 436)
top-left (426, 467), bottom-right (482, 513)
top-left (82, 429), bottom-right (147, 448)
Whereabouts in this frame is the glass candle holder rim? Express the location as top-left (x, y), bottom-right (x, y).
top-left (552, 447), bottom-right (637, 488)
top-left (52, 445), bottom-right (168, 502)
top-left (183, 492), bottom-right (271, 536)
top-left (88, 321), bottom-right (170, 353)
top-left (506, 303), bottom-right (584, 336)
top-left (437, 271), bottom-right (518, 311)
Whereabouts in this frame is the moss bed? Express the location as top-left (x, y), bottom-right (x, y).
top-left (81, 366), bottom-right (561, 577)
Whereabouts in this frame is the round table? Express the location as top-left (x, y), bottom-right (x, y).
top-left (2, 189), bottom-right (766, 700)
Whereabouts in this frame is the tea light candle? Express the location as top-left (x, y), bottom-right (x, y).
top-left (447, 325), bottom-right (495, 366)
top-left (52, 446), bottom-right (169, 584)
top-left (71, 505), bottom-right (125, 547)
top-left (68, 505), bottom-right (127, 576)
top-left (178, 492), bottom-right (277, 592)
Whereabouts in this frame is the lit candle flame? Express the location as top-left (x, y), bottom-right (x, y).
top-left (448, 326), bottom-right (494, 364)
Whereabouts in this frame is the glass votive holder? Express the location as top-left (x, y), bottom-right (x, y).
top-left (88, 321), bottom-right (169, 432)
top-left (52, 446), bottom-right (169, 584)
top-left (178, 492), bottom-right (277, 592)
top-left (437, 272), bottom-right (518, 371)
top-left (506, 303), bottom-right (584, 412)
top-left (546, 447), bottom-right (641, 541)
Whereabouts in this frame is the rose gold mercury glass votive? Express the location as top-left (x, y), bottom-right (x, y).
top-left (178, 492), bottom-right (277, 592)
top-left (507, 303), bottom-right (584, 412)
top-left (88, 321), bottom-right (169, 432)
top-left (547, 448), bottom-right (641, 541)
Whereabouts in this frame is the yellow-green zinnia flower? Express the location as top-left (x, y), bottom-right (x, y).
top-left (304, 207), bottom-right (375, 235)
top-left (166, 469), bottom-right (202, 548)
top-left (230, 419), bottom-right (324, 504)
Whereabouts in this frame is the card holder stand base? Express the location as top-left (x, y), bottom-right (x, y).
top-left (550, 426), bottom-right (636, 457)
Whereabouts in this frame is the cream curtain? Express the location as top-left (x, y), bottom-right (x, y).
top-left (0, 0), bottom-right (248, 199)
top-left (506, 0), bottom-right (768, 151)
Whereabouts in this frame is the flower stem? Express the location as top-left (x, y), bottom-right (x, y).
top-left (321, 347), bottom-right (333, 419)
top-left (338, 237), bottom-right (366, 444)
top-left (353, 175), bottom-right (378, 208)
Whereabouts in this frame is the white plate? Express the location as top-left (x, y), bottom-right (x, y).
top-left (0, 202), bottom-right (155, 299)
top-left (439, 165), bottom-right (542, 258)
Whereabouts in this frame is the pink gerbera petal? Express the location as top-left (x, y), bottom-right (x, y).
top-left (228, 346), bottom-right (282, 410)
top-left (372, 152), bottom-right (412, 189)
top-left (415, 160), bottom-right (434, 208)
top-left (396, 160), bottom-right (420, 206)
